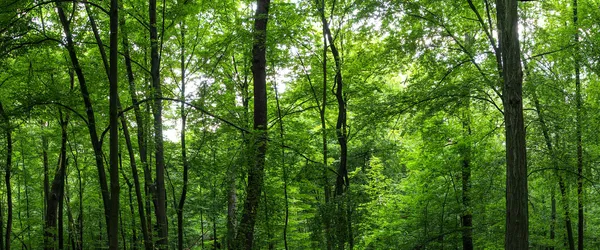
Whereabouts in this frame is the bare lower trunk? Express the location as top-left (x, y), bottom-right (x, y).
top-left (55, 3), bottom-right (111, 236)
top-left (496, 0), bottom-right (528, 248)
top-left (461, 99), bottom-right (473, 250)
top-left (149, 0), bottom-right (168, 247)
top-left (235, 1), bottom-right (271, 249)
top-left (44, 112), bottom-right (69, 250)
top-left (0, 103), bottom-right (12, 250)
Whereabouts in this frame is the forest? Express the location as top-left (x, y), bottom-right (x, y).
top-left (0, 0), bottom-right (599, 249)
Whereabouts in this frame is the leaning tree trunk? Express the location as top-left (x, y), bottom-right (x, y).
top-left (496, 0), bottom-right (528, 248)
top-left (235, 0), bottom-right (271, 249)
top-left (55, 3), bottom-right (111, 237)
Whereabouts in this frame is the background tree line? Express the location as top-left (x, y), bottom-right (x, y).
top-left (1, 0), bottom-right (600, 249)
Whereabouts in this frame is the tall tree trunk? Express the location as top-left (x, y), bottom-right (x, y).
top-left (0, 102), bottom-right (12, 250)
top-left (317, 2), bottom-right (350, 248)
top-left (149, 0), bottom-right (168, 247)
top-left (572, 1), bottom-right (584, 249)
top-left (496, 0), bottom-right (528, 248)
top-left (235, 0), bottom-right (271, 249)
top-left (317, 1), bottom-right (332, 247)
top-left (177, 21), bottom-right (190, 250)
top-left (273, 76), bottom-right (289, 250)
top-left (120, 9), bottom-right (153, 250)
top-left (532, 88), bottom-right (575, 250)
top-left (55, 3), bottom-right (111, 236)
top-left (108, 0), bottom-right (121, 248)
top-left (460, 98), bottom-right (473, 250)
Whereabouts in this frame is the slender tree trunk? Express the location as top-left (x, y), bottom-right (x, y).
top-left (58, 173), bottom-right (64, 250)
top-left (120, 10), bottom-right (153, 250)
top-left (234, 0), bottom-right (271, 249)
top-left (44, 112), bottom-right (69, 250)
top-left (0, 196), bottom-right (4, 250)
top-left (55, 3), bottom-right (111, 236)
top-left (572, 1), bottom-right (584, 249)
top-left (523, 52), bottom-right (576, 249)
top-left (460, 98), bottom-right (473, 250)
top-left (317, 2), bottom-right (350, 248)
top-left (496, 0), bottom-right (528, 248)
top-left (74, 154), bottom-right (83, 250)
top-left (177, 21), bottom-right (190, 250)
top-left (317, 1), bottom-right (332, 247)
top-left (0, 102), bottom-right (12, 250)
top-left (273, 76), bottom-right (289, 250)
top-left (149, 0), bottom-right (168, 247)
top-left (42, 122), bottom-right (50, 224)
top-left (550, 188), bottom-right (556, 250)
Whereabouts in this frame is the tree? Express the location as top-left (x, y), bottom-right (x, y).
top-left (235, 0), bottom-right (271, 249)
top-left (496, 0), bottom-right (528, 248)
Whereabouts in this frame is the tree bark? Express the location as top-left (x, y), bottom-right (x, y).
top-left (177, 21), bottom-right (190, 250)
top-left (496, 0), bottom-right (528, 248)
top-left (273, 74), bottom-right (289, 250)
top-left (235, 0), bottom-right (270, 249)
top-left (120, 10), bottom-right (153, 249)
top-left (108, 0), bottom-right (120, 248)
top-left (44, 112), bottom-right (69, 250)
top-left (532, 88), bottom-right (575, 250)
top-left (460, 98), bottom-right (473, 250)
top-left (0, 102), bottom-right (12, 250)
top-left (317, 1), bottom-right (332, 247)
top-left (55, 3), bottom-right (111, 236)
top-left (572, 1), bottom-right (584, 249)
top-left (318, 2), bottom-right (350, 248)
top-left (149, 0), bottom-right (168, 247)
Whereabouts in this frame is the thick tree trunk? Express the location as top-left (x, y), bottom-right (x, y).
top-left (0, 102), bottom-right (12, 250)
top-left (149, 0), bottom-right (168, 248)
top-left (496, 0), bottom-right (528, 248)
top-left (235, 0), bottom-right (270, 249)
top-left (108, 0), bottom-right (120, 248)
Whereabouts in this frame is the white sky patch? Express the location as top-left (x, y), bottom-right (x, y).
top-left (164, 73), bottom-right (203, 142)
